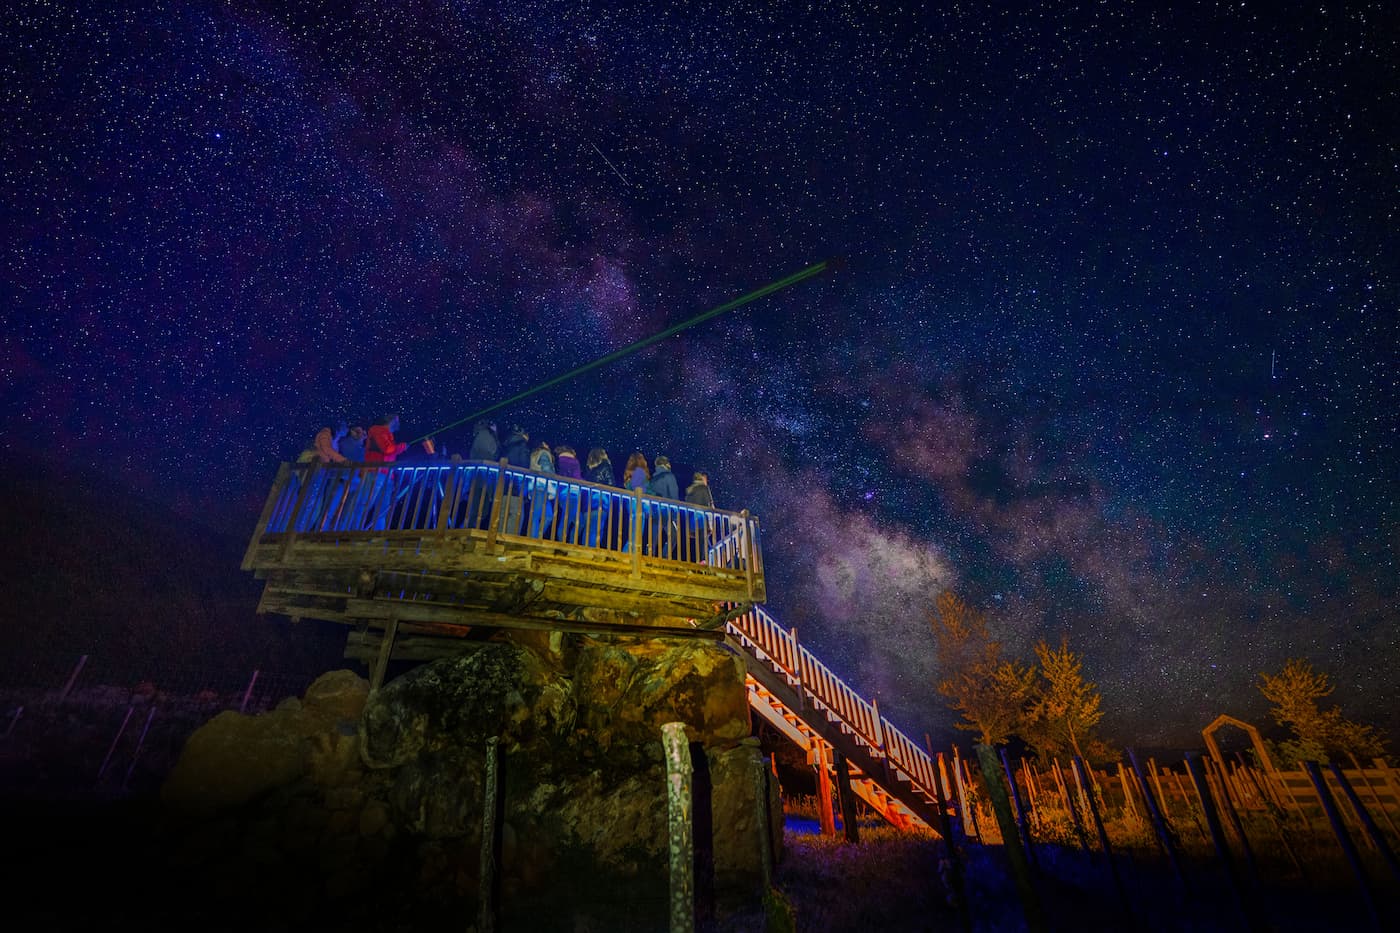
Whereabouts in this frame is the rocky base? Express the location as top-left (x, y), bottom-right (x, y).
top-left (130, 633), bottom-right (781, 929)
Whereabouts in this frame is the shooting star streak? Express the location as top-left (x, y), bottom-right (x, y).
top-left (590, 142), bottom-right (631, 187)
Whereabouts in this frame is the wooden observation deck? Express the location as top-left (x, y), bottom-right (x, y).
top-left (245, 459), bottom-right (951, 834)
top-left (244, 460), bottom-right (764, 647)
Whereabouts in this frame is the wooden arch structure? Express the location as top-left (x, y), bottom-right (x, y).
top-left (1202, 713), bottom-right (1277, 775)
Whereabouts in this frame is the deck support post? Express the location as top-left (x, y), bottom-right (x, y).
top-left (834, 750), bottom-right (860, 843)
top-left (815, 740), bottom-right (837, 836)
top-left (369, 615), bottom-right (400, 693)
top-left (478, 735), bottom-right (502, 933)
top-left (751, 746), bottom-right (775, 893)
top-left (662, 722), bottom-right (694, 933)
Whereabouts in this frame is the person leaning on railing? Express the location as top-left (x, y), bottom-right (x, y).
top-left (554, 446), bottom-right (583, 542)
top-left (647, 456), bottom-right (680, 558)
top-left (584, 448), bottom-right (615, 548)
top-left (684, 470), bottom-right (715, 563)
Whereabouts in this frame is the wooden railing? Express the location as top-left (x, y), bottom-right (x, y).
top-left (726, 607), bottom-right (941, 805)
top-left (253, 459), bottom-right (763, 577)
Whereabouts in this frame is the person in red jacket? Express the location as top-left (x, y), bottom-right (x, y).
top-left (364, 414), bottom-right (409, 530)
top-left (366, 414), bottom-right (408, 463)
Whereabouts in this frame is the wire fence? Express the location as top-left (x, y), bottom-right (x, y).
top-left (0, 651), bottom-right (327, 799)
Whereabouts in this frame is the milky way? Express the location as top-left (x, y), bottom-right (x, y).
top-left (3, 1), bottom-right (1396, 746)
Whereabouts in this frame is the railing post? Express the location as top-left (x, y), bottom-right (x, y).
top-left (1127, 748), bottom-right (1187, 892)
top-left (436, 465), bottom-right (460, 539)
top-left (790, 626), bottom-right (806, 711)
top-left (242, 461), bottom-right (292, 570)
top-left (631, 488), bottom-right (644, 579)
top-left (278, 462), bottom-right (319, 560)
top-left (740, 510), bottom-right (755, 600)
top-left (485, 460), bottom-right (508, 548)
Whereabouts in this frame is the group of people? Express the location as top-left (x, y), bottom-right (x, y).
top-left (300, 415), bottom-right (719, 559)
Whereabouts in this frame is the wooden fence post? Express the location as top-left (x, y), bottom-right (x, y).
top-left (121, 706), bottom-right (159, 791)
top-left (1128, 749), bottom-right (1186, 892)
top-left (1303, 761), bottom-right (1380, 930)
top-left (1073, 756), bottom-right (1129, 913)
top-left (1371, 758), bottom-right (1400, 842)
top-left (2, 706), bottom-right (22, 738)
top-left (1206, 756), bottom-right (1261, 885)
top-left (952, 747), bottom-right (980, 842)
top-left (1149, 757), bottom-right (1171, 819)
top-left (1185, 754), bottom-right (1251, 929)
top-left (1327, 762), bottom-right (1400, 886)
top-left (239, 669), bottom-right (260, 713)
top-left (478, 736), bottom-right (502, 933)
top-left (58, 654), bottom-right (89, 701)
top-left (999, 747), bottom-right (1038, 871)
top-left (96, 705), bottom-right (135, 784)
top-left (662, 723), bottom-right (695, 933)
top-left (977, 745), bottom-right (1045, 932)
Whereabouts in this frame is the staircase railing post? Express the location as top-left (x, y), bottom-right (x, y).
top-left (485, 460), bottom-right (507, 548)
top-left (740, 510), bottom-right (755, 600)
top-left (790, 626), bottom-right (806, 711)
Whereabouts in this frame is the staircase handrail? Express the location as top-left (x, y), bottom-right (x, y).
top-left (727, 606), bottom-right (941, 802)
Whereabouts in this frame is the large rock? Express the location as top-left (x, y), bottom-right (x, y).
top-left (161, 636), bottom-right (771, 920)
top-left (163, 670), bottom-right (371, 809)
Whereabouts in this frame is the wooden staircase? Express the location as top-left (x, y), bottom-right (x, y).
top-left (724, 607), bottom-right (946, 832)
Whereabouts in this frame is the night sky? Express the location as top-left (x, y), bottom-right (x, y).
top-left (3, 1), bottom-right (1396, 747)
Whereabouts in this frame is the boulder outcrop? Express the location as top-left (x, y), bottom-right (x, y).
top-left (161, 634), bottom-right (779, 929)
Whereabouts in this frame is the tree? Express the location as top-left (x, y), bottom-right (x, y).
top-left (1259, 658), bottom-right (1387, 766)
top-left (1023, 638), bottom-right (1104, 761)
top-left (929, 591), bottom-right (1035, 745)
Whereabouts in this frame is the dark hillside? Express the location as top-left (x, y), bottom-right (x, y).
top-left (0, 454), bottom-right (343, 680)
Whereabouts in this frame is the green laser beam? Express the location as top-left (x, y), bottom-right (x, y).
top-left (409, 258), bottom-right (833, 444)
